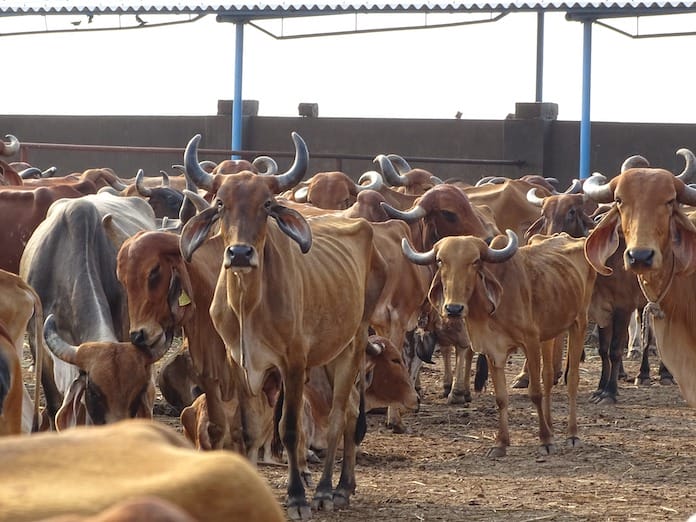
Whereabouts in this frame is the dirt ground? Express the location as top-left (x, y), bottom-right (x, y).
top-left (250, 347), bottom-right (696, 522)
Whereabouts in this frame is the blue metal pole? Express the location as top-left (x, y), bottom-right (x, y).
top-left (579, 19), bottom-right (593, 180)
top-left (535, 11), bottom-right (544, 102)
top-left (231, 21), bottom-right (245, 159)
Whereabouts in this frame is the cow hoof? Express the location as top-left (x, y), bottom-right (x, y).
top-left (311, 491), bottom-right (334, 512)
top-left (486, 446), bottom-right (506, 458)
top-left (634, 376), bottom-right (651, 386)
top-left (287, 499), bottom-right (312, 520)
top-left (660, 377), bottom-right (677, 386)
top-left (446, 389), bottom-right (471, 405)
top-left (333, 490), bottom-right (351, 509)
top-left (441, 384), bottom-right (453, 398)
top-left (566, 436), bottom-right (582, 449)
top-left (539, 443), bottom-right (557, 456)
top-left (596, 395), bottom-right (618, 405)
top-left (511, 375), bottom-right (529, 389)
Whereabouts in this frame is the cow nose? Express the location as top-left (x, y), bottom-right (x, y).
top-left (224, 245), bottom-right (254, 268)
top-left (626, 248), bottom-right (655, 268)
top-left (130, 329), bottom-right (146, 348)
top-left (445, 303), bottom-right (464, 317)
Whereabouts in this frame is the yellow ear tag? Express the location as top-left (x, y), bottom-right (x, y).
top-left (178, 290), bottom-right (192, 307)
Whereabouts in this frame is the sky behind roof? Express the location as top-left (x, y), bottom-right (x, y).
top-left (3, 10), bottom-right (696, 123)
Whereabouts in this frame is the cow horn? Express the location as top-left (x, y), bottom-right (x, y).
top-left (475, 176), bottom-right (495, 186)
top-left (41, 166), bottom-right (57, 178)
top-left (19, 167), bottom-right (42, 180)
top-left (481, 229), bottom-right (518, 263)
top-left (676, 148), bottom-right (696, 183)
top-left (356, 170), bottom-right (384, 192)
top-left (159, 170), bottom-right (170, 187)
top-left (252, 155), bottom-right (278, 175)
top-left (43, 314), bottom-right (79, 365)
top-left (183, 189), bottom-right (210, 213)
top-left (380, 201), bottom-right (427, 222)
top-left (184, 135), bottom-right (215, 192)
top-left (621, 154), bottom-right (650, 172)
top-left (545, 177), bottom-right (559, 187)
top-left (293, 186), bottom-right (309, 203)
top-left (374, 154), bottom-right (407, 187)
top-left (1, 135), bottom-right (19, 156)
top-left (430, 175), bottom-right (444, 185)
top-left (199, 160), bottom-right (218, 173)
top-left (386, 153), bottom-right (412, 175)
top-left (563, 178), bottom-right (583, 195)
top-left (526, 188), bottom-right (545, 207)
top-left (135, 169), bottom-right (152, 196)
top-left (270, 132), bottom-right (309, 193)
top-left (582, 173), bottom-right (615, 203)
top-left (401, 238), bottom-right (436, 265)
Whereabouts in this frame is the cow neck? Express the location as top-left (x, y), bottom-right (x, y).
top-left (636, 253), bottom-right (676, 351)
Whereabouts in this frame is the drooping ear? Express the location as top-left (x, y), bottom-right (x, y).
top-left (524, 216), bottom-right (546, 240)
top-left (267, 203), bottom-right (312, 253)
top-left (584, 205), bottom-right (621, 276)
top-left (671, 210), bottom-right (696, 276)
top-left (477, 265), bottom-right (503, 315)
top-left (167, 265), bottom-right (196, 328)
top-left (180, 206), bottom-right (220, 262)
top-left (55, 374), bottom-right (87, 431)
top-left (427, 271), bottom-right (444, 312)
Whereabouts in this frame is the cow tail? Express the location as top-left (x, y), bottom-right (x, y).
top-left (474, 353), bottom-right (489, 393)
top-left (355, 379), bottom-right (367, 446)
top-left (0, 352), bottom-right (9, 415)
top-left (271, 386), bottom-right (285, 461)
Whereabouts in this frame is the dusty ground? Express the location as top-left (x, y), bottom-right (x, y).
top-left (252, 348), bottom-right (696, 522)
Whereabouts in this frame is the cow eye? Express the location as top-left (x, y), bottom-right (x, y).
top-left (264, 200), bottom-right (273, 209)
top-left (148, 265), bottom-right (160, 284)
top-left (436, 258), bottom-right (442, 266)
top-left (216, 199), bottom-right (224, 209)
top-left (615, 197), bottom-right (622, 205)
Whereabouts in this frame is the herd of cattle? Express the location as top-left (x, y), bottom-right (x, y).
top-left (0, 131), bottom-right (695, 521)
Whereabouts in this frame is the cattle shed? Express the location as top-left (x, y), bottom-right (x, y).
top-left (2, 1), bottom-right (696, 179)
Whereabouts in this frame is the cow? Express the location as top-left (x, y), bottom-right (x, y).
top-left (126, 169), bottom-right (184, 219)
top-left (403, 230), bottom-right (596, 457)
top-left (583, 147), bottom-right (696, 407)
top-left (0, 419), bottom-right (285, 522)
top-left (373, 153), bottom-right (443, 195)
top-left (20, 193), bottom-right (157, 426)
top-left (287, 170), bottom-right (383, 209)
top-left (0, 269), bottom-right (43, 435)
top-left (179, 131), bottom-right (386, 519)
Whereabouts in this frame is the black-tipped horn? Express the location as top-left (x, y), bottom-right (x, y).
top-left (183, 189), bottom-right (210, 213)
top-left (380, 201), bottom-right (427, 222)
top-left (430, 175), bottom-right (444, 185)
top-left (563, 178), bottom-right (583, 195)
top-left (374, 154), bottom-right (407, 186)
top-left (676, 148), bottom-right (696, 183)
top-left (271, 132), bottom-right (309, 193)
top-left (356, 170), bottom-right (384, 192)
top-left (134, 169), bottom-right (152, 196)
top-left (583, 173), bottom-right (615, 203)
top-left (526, 188), bottom-right (545, 207)
top-left (199, 160), bottom-right (217, 173)
top-left (679, 183), bottom-right (696, 207)
top-left (621, 155), bottom-right (650, 172)
top-left (160, 170), bottom-right (170, 187)
top-left (401, 238), bottom-right (436, 265)
top-left (19, 167), bottom-right (42, 180)
top-left (184, 135), bottom-right (215, 192)
top-left (481, 230), bottom-right (518, 263)
top-left (386, 154), bottom-right (412, 175)
top-left (43, 314), bottom-right (79, 365)
top-left (1, 134), bottom-right (19, 156)
top-left (252, 155), bottom-right (278, 175)
top-left (475, 176), bottom-right (495, 186)
top-left (41, 166), bottom-right (57, 178)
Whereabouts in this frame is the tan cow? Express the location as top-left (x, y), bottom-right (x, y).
top-left (180, 132), bottom-right (386, 520)
top-left (584, 148), bottom-right (696, 407)
top-left (0, 419), bottom-right (284, 522)
top-left (403, 230), bottom-right (596, 457)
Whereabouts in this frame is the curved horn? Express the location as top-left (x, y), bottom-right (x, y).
top-left (374, 154), bottom-right (407, 186)
top-left (1, 135), bottom-right (19, 156)
top-left (545, 177), bottom-right (559, 187)
top-left (582, 173), bottom-right (615, 203)
top-left (563, 178), bottom-right (583, 195)
top-left (159, 170), bottom-right (170, 187)
top-left (198, 160), bottom-right (217, 173)
top-left (183, 189), bottom-right (210, 213)
top-left (386, 153), bottom-right (412, 175)
top-left (356, 170), bottom-right (384, 192)
top-left (252, 155), bottom-right (278, 175)
top-left (430, 175), bottom-right (444, 185)
top-left (526, 187), bottom-right (545, 207)
top-left (293, 186), bottom-right (309, 203)
top-left (481, 229), bottom-right (518, 263)
top-left (401, 238), bottom-right (436, 265)
top-left (184, 135), bottom-right (215, 192)
top-left (676, 148), bottom-right (696, 183)
top-left (380, 201), bottom-right (427, 222)
top-left (134, 169), bottom-right (152, 196)
top-left (41, 166), bottom-right (57, 178)
top-left (19, 167), bottom-right (42, 180)
top-left (270, 132), bottom-right (309, 192)
top-left (43, 314), bottom-right (79, 365)
top-left (475, 176), bottom-right (496, 186)
top-left (621, 154), bottom-right (650, 172)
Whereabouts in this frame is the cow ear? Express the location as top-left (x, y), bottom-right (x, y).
top-left (478, 266), bottom-right (503, 314)
top-left (267, 203), bottom-right (312, 253)
top-left (180, 206), bottom-right (220, 262)
top-left (584, 206), bottom-right (620, 276)
top-left (55, 375), bottom-right (87, 431)
top-left (524, 216), bottom-right (545, 240)
top-left (671, 211), bottom-right (696, 276)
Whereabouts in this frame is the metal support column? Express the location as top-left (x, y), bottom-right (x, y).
top-left (579, 19), bottom-right (593, 179)
top-left (535, 11), bottom-right (544, 102)
top-left (231, 21), bottom-right (245, 159)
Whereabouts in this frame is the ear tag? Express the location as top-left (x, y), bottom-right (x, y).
top-left (178, 290), bottom-right (192, 307)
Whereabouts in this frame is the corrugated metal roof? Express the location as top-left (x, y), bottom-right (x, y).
top-left (1, 1), bottom-right (695, 16)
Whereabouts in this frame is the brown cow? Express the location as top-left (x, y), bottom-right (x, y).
top-left (373, 154), bottom-right (443, 195)
top-left (403, 230), bottom-right (596, 457)
top-left (180, 132), bottom-right (386, 519)
top-left (287, 170), bottom-right (383, 209)
top-left (584, 147), bottom-right (696, 407)
top-left (0, 419), bottom-right (285, 522)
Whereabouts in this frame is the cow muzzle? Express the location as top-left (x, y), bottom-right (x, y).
top-left (626, 248), bottom-right (655, 270)
top-left (444, 303), bottom-right (465, 318)
top-left (224, 244), bottom-right (258, 271)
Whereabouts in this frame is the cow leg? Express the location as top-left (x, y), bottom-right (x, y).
top-left (511, 359), bottom-right (529, 389)
top-left (635, 341), bottom-right (652, 386)
top-left (626, 309), bottom-right (642, 359)
top-left (447, 345), bottom-right (472, 405)
top-left (658, 360), bottom-right (676, 385)
top-left (281, 365), bottom-right (311, 521)
top-left (552, 335), bottom-right (565, 385)
top-left (598, 311), bottom-right (632, 404)
top-left (528, 342), bottom-right (554, 456)
top-left (198, 377), bottom-right (230, 451)
top-left (486, 354), bottom-right (510, 458)
top-left (565, 320), bottom-right (586, 449)
top-left (440, 344), bottom-right (454, 397)
top-left (592, 323), bottom-right (612, 401)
